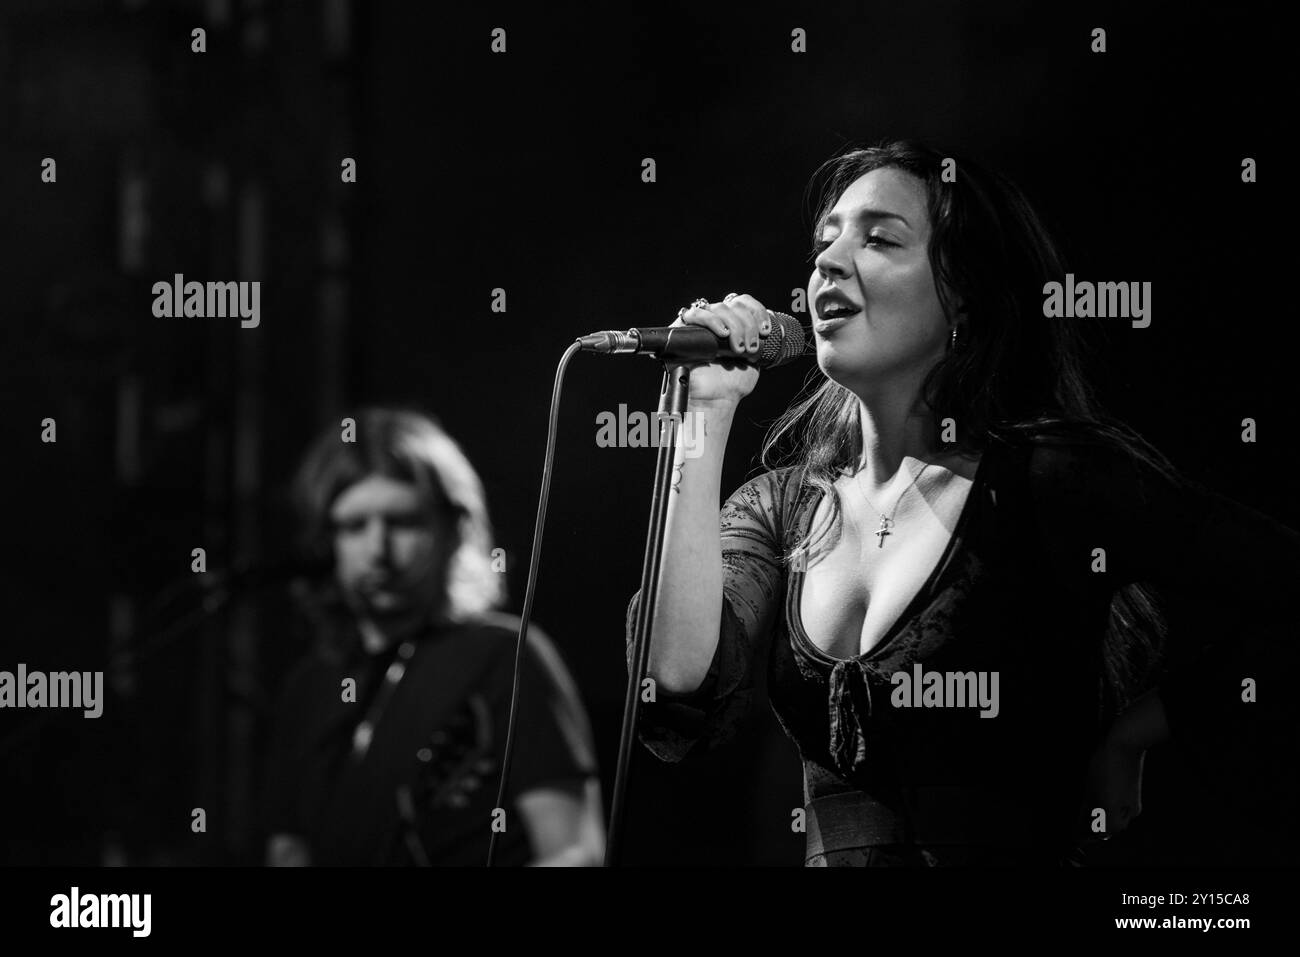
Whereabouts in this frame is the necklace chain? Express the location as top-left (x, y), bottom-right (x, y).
top-left (853, 462), bottom-right (930, 548)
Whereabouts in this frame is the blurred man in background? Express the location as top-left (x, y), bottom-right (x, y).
top-left (262, 408), bottom-right (603, 866)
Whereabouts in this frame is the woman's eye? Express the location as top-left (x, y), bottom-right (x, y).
top-left (808, 235), bottom-right (895, 261)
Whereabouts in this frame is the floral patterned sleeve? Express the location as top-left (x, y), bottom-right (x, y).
top-left (625, 467), bottom-right (797, 762)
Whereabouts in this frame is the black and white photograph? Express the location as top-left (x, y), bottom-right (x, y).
top-left (0, 0), bottom-right (1290, 939)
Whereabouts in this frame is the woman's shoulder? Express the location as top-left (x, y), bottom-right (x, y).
top-left (725, 465), bottom-right (817, 519)
top-left (732, 464), bottom-right (805, 496)
top-left (998, 421), bottom-right (1153, 485)
top-left (993, 420), bottom-right (1195, 528)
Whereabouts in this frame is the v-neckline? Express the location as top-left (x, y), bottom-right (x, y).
top-left (787, 450), bottom-right (991, 666)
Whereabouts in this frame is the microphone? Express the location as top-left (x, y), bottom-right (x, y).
top-left (577, 310), bottom-right (809, 370)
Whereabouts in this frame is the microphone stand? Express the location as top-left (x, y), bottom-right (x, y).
top-left (605, 361), bottom-right (692, 867)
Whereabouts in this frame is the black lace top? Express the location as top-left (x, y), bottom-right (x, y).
top-left (626, 429), bottom-right (1300, 865)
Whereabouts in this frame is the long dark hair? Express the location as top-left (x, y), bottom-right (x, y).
top-left (764, 139), bottom-right (1187, 727)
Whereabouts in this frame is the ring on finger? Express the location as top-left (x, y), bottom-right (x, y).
top-left (691, 297), bottom-right (709, 310)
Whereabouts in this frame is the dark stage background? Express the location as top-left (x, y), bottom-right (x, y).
top-left (0, 1), bottom-right (1291, 866)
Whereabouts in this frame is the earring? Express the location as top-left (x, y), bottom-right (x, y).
top-left (950, 326), bottom-right (958, 350)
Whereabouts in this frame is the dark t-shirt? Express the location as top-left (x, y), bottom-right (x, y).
top-left (263, 612), bottom-right (595, 866)
top-left (628, 428), bottom-right (1300, 865)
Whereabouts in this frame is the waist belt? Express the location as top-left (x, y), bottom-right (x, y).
top-left (805, 786), bottom-right (1041, 861)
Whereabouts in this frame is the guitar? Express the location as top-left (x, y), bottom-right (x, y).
top-left (393, 693), bottom-right (497, 865)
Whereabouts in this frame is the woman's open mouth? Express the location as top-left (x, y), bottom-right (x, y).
top-left (814, 306), bottom-right (860, 334)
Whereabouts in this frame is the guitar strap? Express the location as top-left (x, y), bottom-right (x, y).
top-left (346, 639), bottom-right (418, 764)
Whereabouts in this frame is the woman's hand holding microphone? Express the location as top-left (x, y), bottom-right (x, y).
top-left (669, 293), bottom-right (772, 409)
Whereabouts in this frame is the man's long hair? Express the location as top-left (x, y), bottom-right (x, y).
top-left (764, 139), bottom-right (1189, 728)
top-left (291, 407), bottom-right (504, 658)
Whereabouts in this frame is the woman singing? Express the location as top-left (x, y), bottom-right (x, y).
top-left (627, 139), bottom-right (1300, 866)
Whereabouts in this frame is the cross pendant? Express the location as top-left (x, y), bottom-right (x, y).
top-left (875, 516), bottom-right (892, 548)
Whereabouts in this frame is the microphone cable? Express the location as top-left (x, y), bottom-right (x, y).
top-left (485, 340), bottom-right (581, 866)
